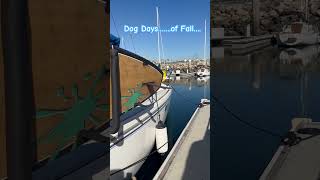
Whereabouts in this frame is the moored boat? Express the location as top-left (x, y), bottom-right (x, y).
top-left (277, 0), bottom-right (319, 47)
top-left (108, 35), bottom-right (172, 179)
top-left (196, 68), bottom-right (210, 77)
top-left (175, 69), bottom-right (181, 76)
top-left (109, 83), bottom-right (171, 179)
top-left (196, 19), bottom-right (210, 77)
top-left (277, 22), bottom-right (319, 47)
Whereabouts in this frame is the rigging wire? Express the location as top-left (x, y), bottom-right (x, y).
top-left (121, 36), bottom-right (127, 50)
top-left (111, 13), bottom-right (127, 49)
top-left (111, 13), bottom-right (120, 39)
top-left (169, 85), bottom-right (200, 106)
top-left (129, 33), bottom-right (137, 54)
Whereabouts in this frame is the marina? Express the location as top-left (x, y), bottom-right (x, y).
top-left (135, 77), bottom-right (210, 180)
top-left (212, 0), bottom-right (320, 179)
top-left (6, 0), bottom-right (320, 179)
top-left (0, 0), bottom-right (211, 179)
top-left (110, 0), bottom-right (211, 179)
top-left (213, 44), bottom-right (320, 180)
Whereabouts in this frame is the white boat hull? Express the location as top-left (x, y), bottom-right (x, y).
top-left (197, 76), bottom-right (210, 82)
top-left (175, 69), bottom-right (181, 76)
top-left (277, 33), bottom-right (319, 47)
top-left (196, 68), bottom-right (210, 77)
top-left (279, 46), bottom-right (320, 66)
top-left (109, 84), bottom-right (172, 179)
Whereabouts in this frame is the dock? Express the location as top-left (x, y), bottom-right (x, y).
top-left (211, 27), bottom-right (276, 55)
top-left (153, 99), bottom-right (210, 180)
top-left (225, 34), bottom-right (275, 55)
top-left (260, 118), bottom-right (320, 180)
top-left (179, 72), bottom-right (195, 78)
top-left (225, 34), bottom-right (274, 47)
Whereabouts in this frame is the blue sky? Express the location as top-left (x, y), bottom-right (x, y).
top-left (110, 0), bottom-right (210, 62)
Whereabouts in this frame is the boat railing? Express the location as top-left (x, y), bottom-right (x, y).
top-left (109, 46), bottom-right (121, 134)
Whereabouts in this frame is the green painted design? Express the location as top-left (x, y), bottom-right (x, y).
top-left (84, 72), bottom-right (93, 81)
top-left (121, 83), bottom-right (144, 112)
top-left (36, 66), bottom-right (108, 160)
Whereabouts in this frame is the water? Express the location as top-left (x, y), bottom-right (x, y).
top-left (213, 45), bottom-right (320, 180)
top-left (136, 76), bottom-right (210, 179)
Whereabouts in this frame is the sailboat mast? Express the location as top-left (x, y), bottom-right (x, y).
top-left (160, 27), bottom-right (165, 66)
top-left (203, 19), bottom-right (207, 65)
top-left (156, 7), bottom-right (161, 65)
top-left (121, 36), bottom-right (124, 48)
top-left (305, 0), bottom-right (309, 22)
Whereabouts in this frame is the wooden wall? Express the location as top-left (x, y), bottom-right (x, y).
top-left (0, 0), bottom-right (107, 178)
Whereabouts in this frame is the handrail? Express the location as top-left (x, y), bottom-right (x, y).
top-left (109, 45), bottom-right (121, 134)
top-left (1, 0), bottom-right (35, 178)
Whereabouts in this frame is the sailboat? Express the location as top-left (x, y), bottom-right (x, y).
top-left (277, 0), bottom-right (320, 46)
top-left (109, 6), bottom-right (172, 179)
top-left (196, 68), bottom-right (210, 77)
top-left (109, 35), bottom-right (172, 179)
top-left (156, 7), bottom-right (171, 82)
top-left (197, 76), bottom-right (210, 83)
top-left (196, 19), bottom-right (210, 77)
top-left (277, 22), bottom-right (319, 46)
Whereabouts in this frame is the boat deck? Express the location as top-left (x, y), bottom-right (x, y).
top-left (260, 118), bottom-right (320, 180)
top-left (153, 99), bottom-right (210, 180)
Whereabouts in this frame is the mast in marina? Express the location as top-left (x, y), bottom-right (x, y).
top-left (203, 19), bottom-right (207, 66)
top-left (156, 7), bottom-right (161, 65)
top-left (305, 0), bottom-right (309, 22)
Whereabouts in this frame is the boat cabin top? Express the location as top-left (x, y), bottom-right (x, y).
top-left (283, 22), bottom-right (318, 34)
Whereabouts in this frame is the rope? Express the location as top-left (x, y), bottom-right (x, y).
top-left (169, 84), bottom-right (283, 139)
top-left (171, 85), bottom-right (320, 147)
top-left (110, 80), bottom-right (319, 176)
top-left (212, 96), bottom-right (283, 139)
top-left (169, 85), bottom-right (201, 106)
top-left (167, 82), bottom-right (284, 140)
top-left (282, 128), bottom-right (320, 146)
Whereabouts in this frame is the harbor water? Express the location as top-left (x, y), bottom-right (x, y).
top-left (136, 76), bottom-right (210, 179)
top-left (213, 45), bottom-right (320, 180)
